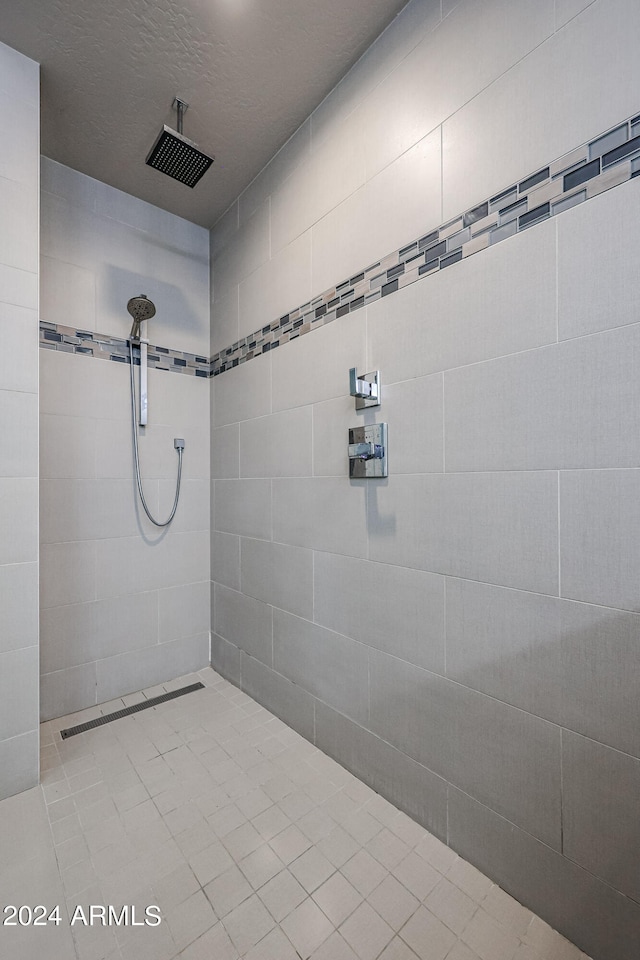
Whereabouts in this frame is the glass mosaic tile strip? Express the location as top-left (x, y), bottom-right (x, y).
top-left (38, 110), bottom-right (640, 380)
top-left (209, 109), bottom-right (640, 378)
top-left (39, 322), bottom-right (213, 378)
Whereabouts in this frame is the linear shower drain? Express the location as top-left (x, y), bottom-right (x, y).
top-left (59, 682), bottom-right (205, 739)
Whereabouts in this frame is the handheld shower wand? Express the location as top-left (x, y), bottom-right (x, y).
top-left (126, 296), bottom-right (183, 527)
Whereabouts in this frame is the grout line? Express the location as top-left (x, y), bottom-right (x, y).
top-left (557, 471), bottom-right (562, 599)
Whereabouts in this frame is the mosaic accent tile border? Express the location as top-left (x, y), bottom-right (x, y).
top-left (38, 111), bottom-right (640, 380)
top-left (39, 321), bottom-right (211, 378)
top-left (210, 110), bottom-right (640, 377)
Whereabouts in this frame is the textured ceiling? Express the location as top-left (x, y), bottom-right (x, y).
top-left (0, 0), bottom-right (409, 228)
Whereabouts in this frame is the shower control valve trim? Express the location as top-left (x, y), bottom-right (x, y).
top-left (349, 367), bottom-right (381, 409)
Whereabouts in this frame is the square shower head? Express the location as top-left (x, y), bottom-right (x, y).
top-left (146, 125), bottom-right (214, 188)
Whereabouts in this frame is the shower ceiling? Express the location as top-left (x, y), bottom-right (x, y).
top-left (0, 0), bottom-right (410, 228)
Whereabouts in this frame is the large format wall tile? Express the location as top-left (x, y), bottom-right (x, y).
top-left (0, 303), bottom-right (38, 393)
top-left (241, 653), bottom-right (316, 744)
top-left (560, 469), bottom-right (640, 612)
top-left (442, 0), bottom-right (640, 219)
top-left (213, 351), bottom-right (271, 427)
top-left (446, 578), bottom-right (640, 758)
top-left (444, 324), bottom-right (640, 471)
top-left (0, 562), bottom-right (38, 655)
top-left (369, 650), bottom-right (562, 847)
top-left (367, 219), bottom-right (557, 384)
top-left (0, 731), bottom-right (39, 803)
top-left (240, 406), bottom-right (312, 478)
top-left (272, 311), bottom-right (365, 413)
top-left (273, 609), bottom-right (369, 725)
top-left (214, 479), bottom-right (272, 540)
top-left (563, 731), bottom-right (640, 904)
top-left (314, 552), bottom-right (445, 673)
top-left (368, 472), bottom-right (559, 595)
top-left (214, 583), bottom-right (273, 667)
top-left (0, 646), bottom-right (39, 741)
top-left (241, 538), bottom-right (313, 620)
top-left (273, 477), bottom-right (368, 558)
top-left (315, 701), bottom-right (448, 840)
top-left (448, 787), bottom-right (640, 960)
top-left (558, 178), bottom-right (640, 341)
top-left (40, 592), bottom-right (159, 673)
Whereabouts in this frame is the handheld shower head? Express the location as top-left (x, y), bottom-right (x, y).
top-left (127, 295), bottom-right (156, 340)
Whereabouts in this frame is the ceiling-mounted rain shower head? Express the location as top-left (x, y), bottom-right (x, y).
top-left (127, 295), bottom-right (156, 339)
top-left (146, 98), bottom-right (214, 188)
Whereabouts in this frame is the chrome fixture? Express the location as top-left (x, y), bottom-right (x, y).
top-left (349, 366), bottom-right (381, 409)
top-left (146, 98), bottom-right (214, 188)
top-left (127, 294), bottom-right (156, 340)
top-left (126, 296), bottom-right (184, 527)
top-left (348, 423), bottom-right (388, 478)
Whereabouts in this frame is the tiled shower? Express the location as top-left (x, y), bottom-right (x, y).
top-left (1, 0), bottom-right (640, 958)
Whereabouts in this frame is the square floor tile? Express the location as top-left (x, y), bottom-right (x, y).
top-left (204, 864), bottom-right (253, 918)
top-left (222, 893), bottom-right (276, 955)
top-left (367, 874), bottom-right (420, 931)
top-left (258, 869), bottom-right (308, 922)
top-left (341, 849), bottom-right (388, 898)
top-left (392, 852), bottom-right (440, 900)
top-left (269, 823), bottom-right (313, 864)
top-left (243, 926), bottom-right (300, 960)
top-left (311, 930), bottom-right (360, 960)
top-left (281, 897), bottom-right (334, 959)
top-left (399, 906), bottom-right (457, 960)
top-left (239, 843), bottom-right (285, 890)
top-left (461, 908), bottom-right (521, 960)
top-left (313, 871), bottom-right (363, 927)
top-left (289, 846), bottom-right (335, 893)
top-left (340, 901), bottom-right (394, 960)
top-left (424, 878), bottom-right (478, 936)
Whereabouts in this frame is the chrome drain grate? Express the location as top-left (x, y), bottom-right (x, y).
top-left (59, 682), bottom-right (205, 739)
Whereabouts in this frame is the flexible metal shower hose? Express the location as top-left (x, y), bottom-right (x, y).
top-left (128, 339), bottom-right (182, 527)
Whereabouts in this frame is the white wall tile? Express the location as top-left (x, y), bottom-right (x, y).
top-left (0, 263), bottom-right (38, 310)
top-left (367, 217), bottom-right (557, 383)
top-left (0, 304), bottom-right (38, 394)
top-left (0, 479), bottom-right (37, 565)
top-left (558, 177), bottom-right (640, 341)
top-left (442, 0), bottom-right (640, 219)
top-left (311, 130), bottom-right (441, 294)
top-left (240, 406), bottom-right (312, 478)
top-left (272, 312), bottom-right (365, 412)
top-left (213, 351), bottom-right (272, 427)
top-left (212, 423), bottom-right (240, 479)
top-left (40, 592), bottom-right (159, 672)
top-left (239, 120), bottom-right (311, 226)
top-left (40, 255), bottom-right (96, 330)
top-left (368, 472), bottom-right (559, 595)
top-left (0, 562), bottom-right (38, 655)
top-left (239, 231), bottom-right (312, 340)
top-left (273, 478), bottom-right (368, 559)
top-left (271, 116), bottom-right (367, 254)
top-left (159, 580), bottom-right (210, 643)
top-left (214, 479), bottom-right (272, 540)
top-left (0, 391), bottom-right (38, 477)
top-left (311, 0), bottom-right (441, 149)
top-left (0, 178), bottom-right (38, 273)
top-left (0, 646), bottom-right (38, 741)
top-left (40, 540), bottom-right (96, 609)
top-left (241, 538), bottom-right (313, 619)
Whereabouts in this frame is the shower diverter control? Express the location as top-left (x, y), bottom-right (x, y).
top-left (348, 423), bottom-right (388, 478)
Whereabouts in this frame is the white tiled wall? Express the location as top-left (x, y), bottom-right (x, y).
top-left (209, 1), bottom-right (640, 957)
top-left (39, 164), bottom-right (211, 720)
top-left (0, 41), bottom-right (40, 802)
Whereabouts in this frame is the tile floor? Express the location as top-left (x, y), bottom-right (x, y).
top-left (0, 667), bottom-right (591, 960)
